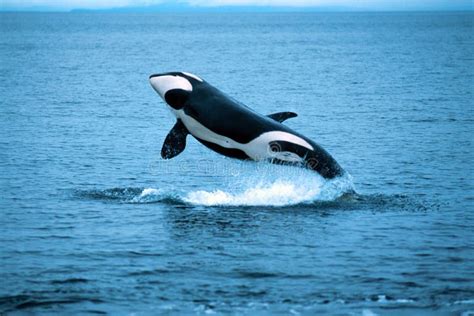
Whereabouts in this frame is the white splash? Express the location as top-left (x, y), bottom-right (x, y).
top-left (130, 188), bottom-right (163, 203)
top-left (182, 170), bottom-right (354, 207)
top-left (132, 160), bottom-right (355, 207)
top-left (184, 180), bottom-right (321, 206)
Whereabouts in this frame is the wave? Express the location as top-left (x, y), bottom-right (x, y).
top-left (76, 187), bottom-right (428, 212)
top-left (76, 164), bottom-right (355, 207)
top-left (183, 176), bottom-right (353, 206)
top-left (75, 160), bottom-right (428, 209)
top-left (2, 292), bottom-right (462, 314)
top-left (77, 187), bottom-right (183, 205)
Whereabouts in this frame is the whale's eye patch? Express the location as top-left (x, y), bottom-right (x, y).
top-left (165, 89), bottom-right (189, 109)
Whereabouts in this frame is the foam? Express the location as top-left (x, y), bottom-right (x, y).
top-left (183, 171), bottom-right (354, 207)
top-left (82, 161), bottom-right (355, 207)
top-left (130, 188), bottom-right (164, 203)
top-left (183, 180), bottom-right (321, 206)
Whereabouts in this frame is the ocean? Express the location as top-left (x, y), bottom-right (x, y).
top-left (0, 11), bottom-right (473, 315)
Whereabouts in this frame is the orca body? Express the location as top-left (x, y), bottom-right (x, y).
top-left (149, 72), bottom-right (344, 179)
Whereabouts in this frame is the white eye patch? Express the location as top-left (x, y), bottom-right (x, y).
top-left (149, 75), bottom-right (192, 98)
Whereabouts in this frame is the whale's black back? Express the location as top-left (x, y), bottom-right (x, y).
top-left (185, 83), bottom-right (285, 143)
top-left (183, 81), bottom-right (344, 179)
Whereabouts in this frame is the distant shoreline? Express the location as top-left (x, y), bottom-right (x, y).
top-left (1, 9), bottom-right (473, 14)
top-left (1, 3), bottom-right (473, 14)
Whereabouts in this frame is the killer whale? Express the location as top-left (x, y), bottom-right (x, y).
top-left (149, 72), bottom-right (344, 179)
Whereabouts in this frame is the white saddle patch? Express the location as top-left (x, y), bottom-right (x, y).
top-left (246, 131), bottom-right (313, 161)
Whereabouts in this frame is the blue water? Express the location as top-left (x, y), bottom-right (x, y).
top-left (1, 12), bottom-right (473, 315)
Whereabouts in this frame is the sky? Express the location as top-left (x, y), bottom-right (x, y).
top-left (0, 0), bottom-right (472, 11)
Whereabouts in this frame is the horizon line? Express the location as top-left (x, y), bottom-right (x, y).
top-left (1, 9), bottom-right (473, 13)
top-left (1, 3), bottom-right (473, 13)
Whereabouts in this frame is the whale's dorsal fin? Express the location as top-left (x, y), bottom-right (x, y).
top-left (267, 111), bottom-right (298, 123)
top-left (161, 119), bottom-right (189, 159)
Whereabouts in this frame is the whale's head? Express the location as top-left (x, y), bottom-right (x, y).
top-left (149, 72), bottom-right (203, 112)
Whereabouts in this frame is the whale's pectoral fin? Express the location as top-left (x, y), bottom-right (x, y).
top-left (267, 112), bottom-right (298, 123)
top-left (161, 119), bottom-right (189, 159)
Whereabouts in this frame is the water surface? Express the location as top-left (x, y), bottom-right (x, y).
top-left (1, 12), bottom-right (473, 315)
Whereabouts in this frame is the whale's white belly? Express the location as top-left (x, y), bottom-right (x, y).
top-left (177, 110), bottom-right (313, 163)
